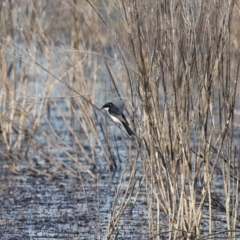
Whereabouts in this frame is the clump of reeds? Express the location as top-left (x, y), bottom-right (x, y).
top-left (84, 0), bottom-right (240, 239)
top-left (1, 0), bottom-right (240, 239)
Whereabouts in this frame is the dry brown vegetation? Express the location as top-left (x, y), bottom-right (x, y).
top-left (1, 0), bottom-right (240, 239)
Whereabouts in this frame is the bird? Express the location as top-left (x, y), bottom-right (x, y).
top-left (101, 102), bottom-right (135, 136)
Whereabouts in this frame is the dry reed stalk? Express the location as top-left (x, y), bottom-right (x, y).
top-left (1, 0), bottom-right (240, 239)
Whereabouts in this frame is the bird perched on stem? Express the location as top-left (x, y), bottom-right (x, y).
top-left (101, 102), bottom-right (135, 136)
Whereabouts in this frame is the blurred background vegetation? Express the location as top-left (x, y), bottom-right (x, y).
top-left (1, 0), bottom-right (240, 239)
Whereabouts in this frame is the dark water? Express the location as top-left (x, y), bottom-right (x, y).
top-left (0, 157), bottom-right (150, 240)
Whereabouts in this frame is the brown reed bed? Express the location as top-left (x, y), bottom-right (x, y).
top-left (0, 0), bottom-right (240, 239)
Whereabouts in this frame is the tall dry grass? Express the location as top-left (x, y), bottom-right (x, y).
top-left (83, 0), bottom-right (240, 239)
top-left (0, 0), bottom-right (240, 239)
top-left (0, 1), bottom-right (113, 178)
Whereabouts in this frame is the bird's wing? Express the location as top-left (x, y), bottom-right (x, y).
top-left (120, 113), bottom-right (129, 125)
top-left (109, 106), bottom-right (129, 125)
top-left (109, 111), bottom-right (129, 125)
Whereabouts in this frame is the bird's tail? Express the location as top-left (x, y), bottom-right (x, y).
top-left (122, 122), bottom-right (135, 136)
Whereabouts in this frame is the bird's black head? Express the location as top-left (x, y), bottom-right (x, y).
top-left (101, 102), bottom-right (114, 109)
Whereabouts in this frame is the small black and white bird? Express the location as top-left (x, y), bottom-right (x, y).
top-left (101, 102), bottom-right (135, 136)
